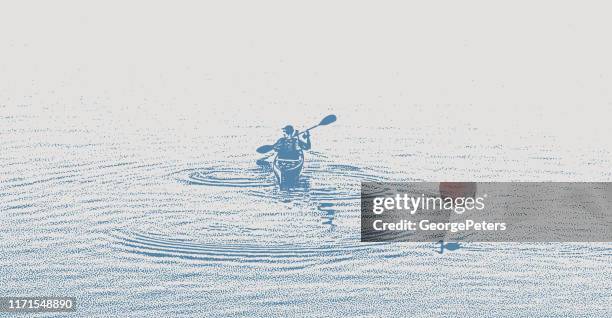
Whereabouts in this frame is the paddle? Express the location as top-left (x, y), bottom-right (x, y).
top-left (256, 152), bottom-right (274, 167)
top-left (256, 144), bottom-right (275, 154)
top-left (297, 114), bottom-right (337, 136)
top-left (256, 114), bottom-right (337, 154)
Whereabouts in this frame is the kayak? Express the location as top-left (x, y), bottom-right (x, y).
top-left (273, 153), bottom-right (303, 188)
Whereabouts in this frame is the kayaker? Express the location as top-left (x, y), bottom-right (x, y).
top-left (273, 125), bottom-right (311, 160)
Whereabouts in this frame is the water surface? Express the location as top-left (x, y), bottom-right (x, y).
top-left (0, 104), bottom-right (610, 317)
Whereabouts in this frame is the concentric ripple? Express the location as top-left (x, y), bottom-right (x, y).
top-left (175, 159), bottom-right (386, 203)
top-left (110, 230), bottom-right (391, 269)
top-left (175, 167), bottom-right (276, 188)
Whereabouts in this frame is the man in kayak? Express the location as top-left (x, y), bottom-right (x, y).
top-left (273, 125), bottom-right (311, 159)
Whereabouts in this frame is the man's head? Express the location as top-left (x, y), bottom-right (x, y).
top-left (282, 125), bottom-right (294, 137)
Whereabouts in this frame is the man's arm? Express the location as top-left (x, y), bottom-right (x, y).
top-left (299, 132), bottom-right (311, 150)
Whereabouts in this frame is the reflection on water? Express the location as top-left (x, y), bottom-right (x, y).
top-left (318, 202), bottom-right (336, 229)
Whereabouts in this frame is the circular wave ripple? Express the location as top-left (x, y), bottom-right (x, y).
top-left (175, 160), bottom-right (385, 203)
top-left (177, 167), bottom-right (276, 188)
top-left (111, 230), bottom-right (390, 269)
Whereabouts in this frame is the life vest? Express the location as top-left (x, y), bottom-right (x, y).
top-left (277, 137), bottom-right (301, 159)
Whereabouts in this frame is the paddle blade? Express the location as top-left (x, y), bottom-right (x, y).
top-left (319, 114), bottom-right (337, 126)
top-left (256, 144), bottom-right (274, 153)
